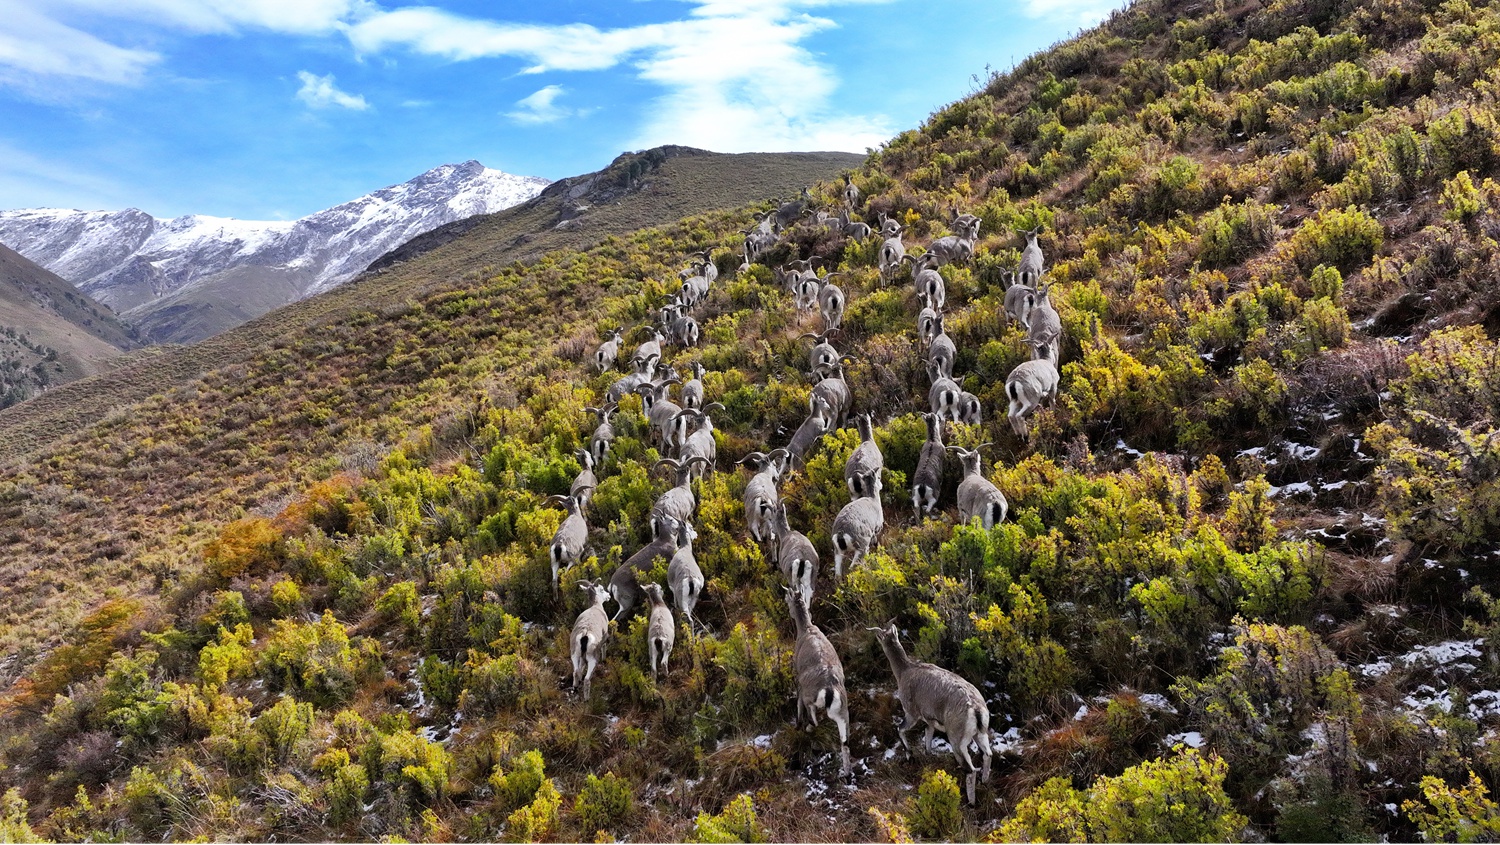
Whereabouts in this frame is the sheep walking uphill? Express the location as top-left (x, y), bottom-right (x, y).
top-left (870, 620), bottom-right (993, 804)
top-left (570, 580), bottom-right (613, 702)
top-left (787, 587), bottom-right (851, 777)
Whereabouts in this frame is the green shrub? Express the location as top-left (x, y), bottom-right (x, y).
top-left (573, 771), bottom-right (633, 837)
top-left (255, 695), bottom-right (313, 761)
top-left (690, 793), bottom-right (768, 844)
top-left (908, 769), bottom-right (963, 840)
top-left (261, 610), bottom-right (378, 708)
top-left (375, 580), bottom-right (421, 636)
top-left (1282, 205), bottom-right (1383, 275)
top-left (1404, 771), bottom-right (1500, 843)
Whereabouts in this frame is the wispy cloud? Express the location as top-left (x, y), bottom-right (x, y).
top-left (4, 0), bottom-right (893, 152)
top-left (1018, 0), bottom-right (1122, 25)
top-left (0, 2), bottom-right (160, 89)
top-left (295, 71), bottom-right (369, 110)
top-left (347, 1), bottom-right (894, 152)
top-left (507, 85), bottom-right (575, 125)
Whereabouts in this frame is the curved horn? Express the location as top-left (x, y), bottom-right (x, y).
top-left (687, 455), bottom-right (713, 468)
top-left (654, 458), bottom-right (684, 471)
top-left (704, 402), bottom-right (726, 413)
top-left (736, 451), bottom-right (768, 465)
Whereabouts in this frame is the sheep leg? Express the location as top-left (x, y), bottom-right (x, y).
top-left (828, 690), bottom-right (852, 777)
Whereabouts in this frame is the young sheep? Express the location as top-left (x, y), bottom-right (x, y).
top-left (547, 490), bottom-right (593, 597)
top-left (673, 404), bottom-right (724, 478)
top-left (609, 516), bottom-right (680, 621)
top-left (878, 230), bottom-right (907, 286)
top-left (650, 456), bottom-right (709, 536)
top-left (809, 360), bottom-right (853, 429)
top-left (1001, 270), bottom-right (1036, 331)
top-left (844, 413), bottom-right (885, 499)
top-left (786, 587), bottom-right (852, 777)
top-left (927, 313), bottom-right (957, 381)
top-left (680, 271), bottom-right (710, 309)
top-left (769, 500), bottom-right (818, 606)
top-left (606, 356), bottom-right (654, 404)
top-left (666, 520), bottom-right (705, 630)
top-left (737, 449), bottom-right (790, 544)
top-left (817, 273), bottom-right (847, 332)
top-left (870, 621), bottom-right (994, 804)
top-left (786, 394), bottom-right (835, 469)
top-left (1026, 282), bottom-right (1062, 362)
top-left (583, 403), bottom-right (619, 468)
top-left (926, 362), bottom-right (961, 423)
top-left (633, 328), bottom-right (665, 370)
top-left (636, 378), bottom-right (683, 451)
top-left (570, 580), bottom-right (612, 701)
top-left (1005, 341), bottom-right (1060, 440)
top-left (916, 295), bottom-right (940, 349)
top-left (570, 448), bottom-right (598, 511)
top-left (955, 390), bottom-right (983, 426)
top-left (911, 413), bottom-right (945, 517)
top-left (594, 327), bottom-right (624, 373)
top-left (799, 331), bottom-right (840, 374)
top-left (642, 583), bottom-right (675, 682)
top-left (949, 445), bottom-right (1008, 529)
top-left (831, 470), bottom-right (884, 578)
top-left (680, 362), bottom-right (706, 410)
top-left (842, 173), bottom-right (861, 209)
top-left (1016, 226), bottom-right (1045, 288)
top-left (837, 207), bottom-right (871, 240)
top-left (693, 250), bottom-right (718, 284)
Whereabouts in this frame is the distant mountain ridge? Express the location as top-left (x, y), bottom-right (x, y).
top-left (0, 161), bottom-right (550, 344)
top-left (0, 243), bottom-right (140, 408)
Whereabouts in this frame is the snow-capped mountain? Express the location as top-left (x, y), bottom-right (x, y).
top-left (0, 161), bottom-right (550, 343)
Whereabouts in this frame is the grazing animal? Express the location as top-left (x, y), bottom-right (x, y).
top-left (950, 445), bottom-right (1008, 529)
top-left (870, 620), bottom-right (994, 804)
top-left (916, 294), bottom-right (941, 349)
top-left (786, 587), bottom-right (851, 776)
top-left (837, 207), bottom-right (871, 240)
top-left (737, 449), bottom-right (790, 544)
top-left (680, 362), bottom-right (706, 410)
top-left (570, 580), bottom-right (612, 701)
top-left (809, 359), bottom-right (853, 429)
top-left (607, 357), bottom-right (655, 404)
top-left (844, 413), bottom-right (885, 499)
top-left (911, 413), bottom-right (945, 517)
top-left (637, 378), bottom-right (683, 451)
top-left (632, 328), bottom-right (666, 370)
top-left (926, 361), bottom-right (961, 423)
top-left (642, 583), bottom-right (675, 682)
top-left (842, 174), bottom-right (860, 209)
top-left (673, 404), bottom-right (725, 478)
top-left (594, 327), bottom-right (624, 373)
top-left (830, 470), bottom-right (884, 578)
top-left (1016, 226), bottom-right (1045, 288)
top-left (903, 252), bottom-right (946, 312)
top-left (799, 331), bottom-right (841, 374)
top-left (609, 516), bottom-right (680, 622)
top-left (786, 394), bottom-right (835, 469)
top-left (1026, 282), bottom-right (1062, 362)
top-left (667, 520), bottom-right (705, 630)
top-left (1005, 340), bottom-right (1060, 439)
top-left (955, 390), bottom-right (983, 426)
top-left (650, 456), bottom-right (710, 536)
top-left (547, 490), bottom-right (593, 597)
top-left (584, 403), bottom-right (619, 467)
top-left (768, 501), bottom-right (818, 606)
top-left (1002, 270), bottom-right (1036, 331)
top-left (927, 312), bottom-right (957, 381)
top-left (817, 273), bottom-right (847, 332)
top-left (570, 448), bottom-right (598, 511)
top-left (925, 211), bottom-right (982, 266)
top-left (878, 228), bottom-right (907, 285)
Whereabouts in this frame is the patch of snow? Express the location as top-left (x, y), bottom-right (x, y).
top-left (1286, 443), bottom-right (1322, 461)
top-left (1074, 704), bottom-right (1089, 720)
top-left (751, 734), bottom-right (773, 749)
top-left (1360, 660), bottom-right (1393, 679)
top-left (992, 727), bottom-right (1024, 754)
top-left (1165, 731), bottom-right (1205, 749)
top-left (1138, 693), bottom-right (1178, 714)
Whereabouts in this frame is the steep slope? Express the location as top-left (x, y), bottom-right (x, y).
top-left (0, 147), bottom-right (861, 464)
top-left (0, 244), bottom-right (139, 408)
top-left (0, 162), bottom-right (549, 343)
top-left (8, 0), bottom-right (1500, 840)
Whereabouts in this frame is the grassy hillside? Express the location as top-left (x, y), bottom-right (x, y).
top-left (6, 0), bottom-right (1500, 840)
top-left (0, 245), bottom-right (140, 409)
top-left (0, 148), bottom-right (860, 465)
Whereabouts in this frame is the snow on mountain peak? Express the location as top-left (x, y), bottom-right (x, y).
top-left (0, 162), bottom-right (551, 323)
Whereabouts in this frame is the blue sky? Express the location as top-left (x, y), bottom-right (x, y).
top-left (0, 0), bottom-right (1121, 220)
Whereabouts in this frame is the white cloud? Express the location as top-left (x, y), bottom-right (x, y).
top-left (348, 1), bottom-right (893, 152)
top-left (1018, 0), bottom-right (1122, 25)
top-left (0, 1), bottom-right (160, 86)
top-left (295, 71), bottom-right (368, 110)
top-left (508, 85), bottom-right (575, 125)
top-left (5, 0), bottom-right (894, 152)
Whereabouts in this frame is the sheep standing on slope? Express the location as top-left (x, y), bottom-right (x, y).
top-left (870, 620), bottom-right (993, 804)
top-left (642, 583), bottom-right (676, 682)
top-left (1006, 340), bottom-right (1060, 439)
top-left (830, 470), bottom-right (884, 578)
top-left (571, 580), bottom-right (612, 701)
top-left (786, 587), bottom-right (852, 777)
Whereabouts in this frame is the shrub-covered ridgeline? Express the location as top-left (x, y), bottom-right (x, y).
top-left (9, 0), bottom-right (1500, 839)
